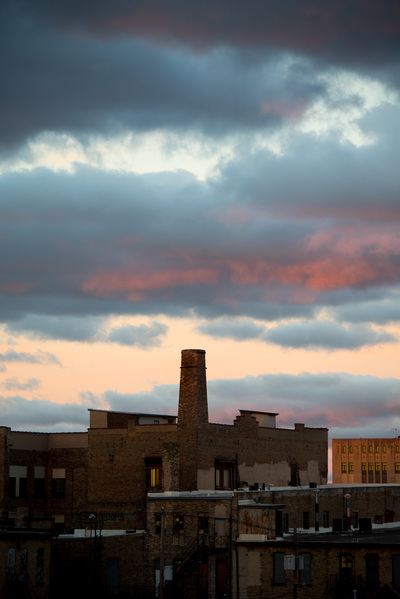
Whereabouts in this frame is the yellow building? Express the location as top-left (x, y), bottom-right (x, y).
top-left (332, 438), bottom-right (400, 484)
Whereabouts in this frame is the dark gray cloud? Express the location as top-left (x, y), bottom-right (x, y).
top-left (264, 321), bottom-right (396, 350)
top-left (0, 3), bottom-right (324, 150)
top-left (0, 349), bottom-right (60, 365)
top-left (106, 322), bottom-right (168, 348)
top-left (15, 0), bottom-right (400, 71)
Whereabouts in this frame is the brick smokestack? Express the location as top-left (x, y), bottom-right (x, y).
top-left (178, 349), bottom-right (209, 428)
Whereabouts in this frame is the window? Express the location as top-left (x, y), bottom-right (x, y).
top-left (383, 445), bottom-right (386, 453)
top-left (341, 463), bottom-right (347, 474)
top-left (369, 446), bottom-right (373, 453)
top-left (362, 446), bottom-right (366, 453)
top-left (382, 463), bottom-right (387, 472)
top-left (299, 553), bottom-right (311, 585)
top-left (393, 555), bottom-right (400, 588)
top-left (215, 460), bottom-right (234, 490)
top-left (34, 466), bottom-right (45, 499)
top-left (366, 554), bottom-right (379, 585)
top-left (342, 446), bottom-right (346, 453)
top-left (368, 463), bottom-right (374, 472)
top-left (173, 513), bottom-right (184, 533)
top-left (36, 548), bottom-right (44, 587)
top-left (375, 463), bottom-right (381, 472)
top-left (198, 513), bottom-right (209, 535)
top-left (283, 513), bottom-right (289, 533)
top-left (397, 445), bottom-right (399, 454)
top-left (323, 510), bottom-right (329, 528)
top-left (349, 446), bottom-right (353, 453)
top-left (52, 469), bottom-right (66, 499)
top-left (396, 463), bottom-right (400, 474)
top-left (154, 513), bottom-right (163, 534)
top-left (146, 459), bottom-right (162, 490)
top-left (376, 446), bottom-right (380, 453)
top-left (273, 553), bottom-right (286, 585)
top-left (7, 548), bottom-right (16, 582)
top-left (340, 554), bottom-right (353, 577)
top-left (349, 463), bottom-right (354, 473)
top-left (362, 463), bottom-right (367, 472)
top-left (303, 511), bottom-right (309, 529)
top-left (9, 466), bottom-right (27, 498)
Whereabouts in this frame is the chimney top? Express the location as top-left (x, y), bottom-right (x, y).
top-left (178, 350), bottom-right (208, 428)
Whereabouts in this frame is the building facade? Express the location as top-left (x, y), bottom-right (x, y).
top-left (332, 438), bottom-right (400, 484)
top-left (0, 349), bottom-right (328, 534)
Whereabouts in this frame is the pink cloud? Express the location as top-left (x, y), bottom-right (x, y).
top-left (83, 266), bottom-right (220, 298)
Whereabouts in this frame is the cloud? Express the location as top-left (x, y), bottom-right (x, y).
top-left (1, 378), bottom-right (41, 391)
top-left (0, 395), bottom-right (88, 431)
top-left (106, 322), bottom-right (168, 348)
top-left (0, 349), bottom-right (60, 365)
top-left (6, 314), bottom-right (105, 342)
top-left (99, 370), bottom-right (400, 441)
top-left (197, 318), bottom-right (266, 341)
top-left (14, 0), bottom-right (400, 73)
top-left (264, 320), bottom-right (396, 350)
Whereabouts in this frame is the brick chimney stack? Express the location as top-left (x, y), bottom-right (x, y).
top-left (178, 349), bottom-right (209, 428)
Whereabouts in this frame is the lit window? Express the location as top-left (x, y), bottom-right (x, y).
top-left (362, 463), bottom-right (367, 473)
top-left (369, 446), bottom-right (373, 453)
top-left (146, 459), bottom-right (162, 490)
top-left (397, 446), bottom-right (400, 453)
top-left (369, 463), bottom-right (374, 472)
top-left (340, 553), bottom-right (353, 577)
top-left (375, 463), bottom-right (380, 472)
top-left (382, 463), bottom-right (387, 473)
top-left (362, 446), bottom-right (366, 453)
top-left (341, 463), bottom-right (347, 474)
top-left (349, 463), bottom-right (354, 473)
top-left (376, 446), bottom-right (380, 453)
top-left (395, 463), bottom-right (400, 473)
top-left (349, 446), bottom-right (353, 453)
top-left (342, 446), bottom-right (346, 453)
top-left (383, 446), bottom-right (386, 453)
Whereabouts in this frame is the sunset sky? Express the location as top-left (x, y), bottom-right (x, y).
top-left (1, 1), bottom-right (400, 455)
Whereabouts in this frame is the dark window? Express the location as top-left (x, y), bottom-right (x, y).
top-left (283, 513), bottom-right (289, 533)
top-left (20, 549), bottom-right (28, 584)
top-left (173, 513), bottom-right (184, 533)
top-left (36, 548), bottom-right (44, 586)
top-left (366, 554), bottom-right (379, 585)
top-left (323, 510), bottom-right (329, 528)
top-left (215, 461), bottom-right (234, 490)
top-left (155, 513), bottom-right (162, 534)
top-left (273, 552), bottom-right (286, 585)
top-left (8, 477), bottom-right (16, 498)
top-left (303, 511), bottom-right (309, 529)
top-left (146, 459), bottom-right (162, 490)
top-left (353, 511), bottom-right (359, 528)
top-left (299, 553), bottom-right (311, 585)
top-left (393, 555), bottom-right (400, 588)
top-left (198, 513), bottom-right (209, 535)
top-left (34, 478), bottom-right (45, 499)
top-left (290, 463), bottom-right (300, 486)
top-left (52, 478), bottom-right (66, 499)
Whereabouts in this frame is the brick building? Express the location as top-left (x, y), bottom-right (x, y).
top-left (332, 438), bottom-right (400, 484)
top-left (0, 349), bottom-right (328, 534)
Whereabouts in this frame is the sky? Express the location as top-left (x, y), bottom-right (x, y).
top-left (1, 1), bottom-right (400, 458)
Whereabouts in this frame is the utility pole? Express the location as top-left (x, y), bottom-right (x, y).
top-left (159, 510), bottom-right (165, 599)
